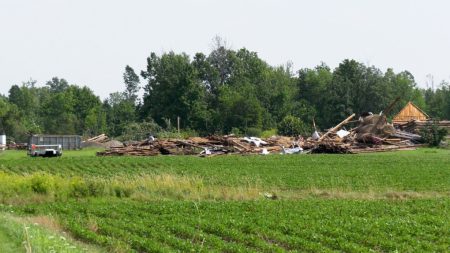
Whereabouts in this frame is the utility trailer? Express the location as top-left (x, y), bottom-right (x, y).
top-left (29, 135), bottom-right (81, 150)
top-left (28, 144), bottom-right (62, 157)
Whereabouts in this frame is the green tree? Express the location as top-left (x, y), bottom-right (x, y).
top-left (40, 91), bottom-right (77, 134)
top-left (0, 96), bottom-right (28, 141)
top-left (46, 77), bottom-right (69, 93)
top-left (123, 65), bottom-right (140, 104)
top-left (218, 87), bottom-right (263, 133)
top-left (278, 115), bottom-right (309, 136)
top-left (84, 105), bottom-right (107, 136)
top-left (70, 86), bottom-right (103, 134)
top-left (297, 63), bottom-right (333, 128)
top-left (141, 52), bottom-right (209, 132)
top-left (104, 92), bottom-right (136, 137)
top-left (424, 81), bottom-right (450, 119)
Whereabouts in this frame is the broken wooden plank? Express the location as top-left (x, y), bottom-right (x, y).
top-left (318, 114), bottom-right (355, 141)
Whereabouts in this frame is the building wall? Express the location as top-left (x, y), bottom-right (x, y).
top-left (393, 102), bottom-right (428, 123)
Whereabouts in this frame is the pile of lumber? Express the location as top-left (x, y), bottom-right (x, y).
top-left (397, 120), bottom-right (450, 134)
top-left (302, 112), bottom-right (424, 154)
top-left (86, 134), bottom-right (110, 143)
top-left (83, 134), bottom-right (125, 149)
top-left (6, 143), bottom-right (28, 150)
top-left (96, 135), bottom-right (296, 157)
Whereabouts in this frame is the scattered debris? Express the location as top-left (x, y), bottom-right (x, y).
top-left (397, 120), bottom-right (450, 135)
top-left (311, 131), bottom-right (320, 140)
top-left (242, 137), bottom-right (267, 147)
top-left (280, 146), bottom-right (303, 155)
top-left (336, 129), bottom-right (350, 138)
top-left (97, 100), bottom-right (429, 157)
top-left (263, 192), bottom-right (278, 200)
top-left (97, 120), bottom-right (423, 156)
top-left (97, 135), bottom-right (294, 157)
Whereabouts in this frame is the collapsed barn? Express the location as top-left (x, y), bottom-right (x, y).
top-left (97, 100), bottom-right (436, 156)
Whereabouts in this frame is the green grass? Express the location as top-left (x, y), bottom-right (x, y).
top-left (1, 149), bottom-right (449, 192)
top-left (0, 211), bottom-right (104, 253)
top-left (0, 222), bottom-right (23, 253)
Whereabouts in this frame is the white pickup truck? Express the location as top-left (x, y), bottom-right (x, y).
top-left (28, 144), bottom-right (62, 157)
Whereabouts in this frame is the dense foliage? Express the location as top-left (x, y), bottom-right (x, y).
top-left (278, 115), bottom-right (309, 136)
top-left (1, 42), bottom-right (450, 141)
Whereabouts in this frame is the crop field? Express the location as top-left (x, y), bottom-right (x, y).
top-left (6, 198), bottom-right (449, 253)
top-left (0, 148), bottom-right (449, 252)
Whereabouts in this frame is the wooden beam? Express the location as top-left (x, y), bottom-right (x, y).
top-left (318, 114), bottom-right (355, 141)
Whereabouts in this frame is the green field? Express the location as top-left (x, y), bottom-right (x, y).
top-left (0, 149), bottom-right (449, 252)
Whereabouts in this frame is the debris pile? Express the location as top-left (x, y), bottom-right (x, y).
top-left (86, 134), bottom-right (110, 143)
top-left (96, 99), bottom-right (427, 156)
top-left (83, 134), bottom-right (124, 149)
top-left (96, 117), bottom-right (422, 157)
top-left (304, 112), bottom-right (423, 154)
top-left (96, 136), bottom-right (296, 157)
top-left (5, 142), bottom-right (28, 150)
top-left (398, 120), bottom-right (450, 134)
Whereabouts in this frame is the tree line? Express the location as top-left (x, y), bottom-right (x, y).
top-left (1, 42), bottom-right (449, 142)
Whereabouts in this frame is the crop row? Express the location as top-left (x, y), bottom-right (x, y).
top-left (10, 198), bottom-right (450, 252)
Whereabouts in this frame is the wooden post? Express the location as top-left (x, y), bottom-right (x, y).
top-left (177, 116), bottom-right (180, 134)
top-left (318, 113), bottom-right (355, 141)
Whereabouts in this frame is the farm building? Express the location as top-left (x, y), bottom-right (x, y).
top-left (29, 134), bottom-right (82, 150)
top-left (393, 102), bottom-right (450, 138)
top-left (392, 102), bottom-right (429, 124)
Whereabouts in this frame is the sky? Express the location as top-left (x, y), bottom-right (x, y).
top-left (1, 0), bottom-right (449, 99)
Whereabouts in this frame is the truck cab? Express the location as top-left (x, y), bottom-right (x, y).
top-left (28, 144), bottom-right (63, 157)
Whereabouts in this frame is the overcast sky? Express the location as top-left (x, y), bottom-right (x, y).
top-left (1, 0), bottom-right (449, 99)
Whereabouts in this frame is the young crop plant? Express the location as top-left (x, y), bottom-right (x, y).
top-left (3, 198), bottom-right (448, 252)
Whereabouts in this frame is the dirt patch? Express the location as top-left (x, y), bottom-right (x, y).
top-left (24, 215), bottom-right (62, 233)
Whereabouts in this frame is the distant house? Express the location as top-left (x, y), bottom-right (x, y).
top-left (392, 102), bottom-right (429, 124)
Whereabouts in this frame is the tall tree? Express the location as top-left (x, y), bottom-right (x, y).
top-left (141, 52), bottom-right (209, 131)
top-left (104, 92), bottom-right (136, 137)
top-left (46, 77), bottom-right (69, 93)
top-left (123, 65), bottom-right (140, 104)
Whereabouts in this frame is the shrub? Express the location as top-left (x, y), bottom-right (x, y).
top-left (420, 121), bottom-right (448, 147)
top-left (30, 174), bottom-right (53, 195)
top-left (261, 129), bottom-right (277, 138)
top-left (278, 115), bottom-right (310, 136)
top-left (230, 127), bottom-right (242, 136)
top-left (120, 120), bottom-right (163, 141)
top-left (69, 177), bottom-right (89, 197)
top-left (157, 129), bottom-right (199, 139)
top-left (87, 180), bottom-right (105, 197)
top-left (245, 127), bottom-right (262, 137)
top-left (112, 184), bottom-right (134, 198)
